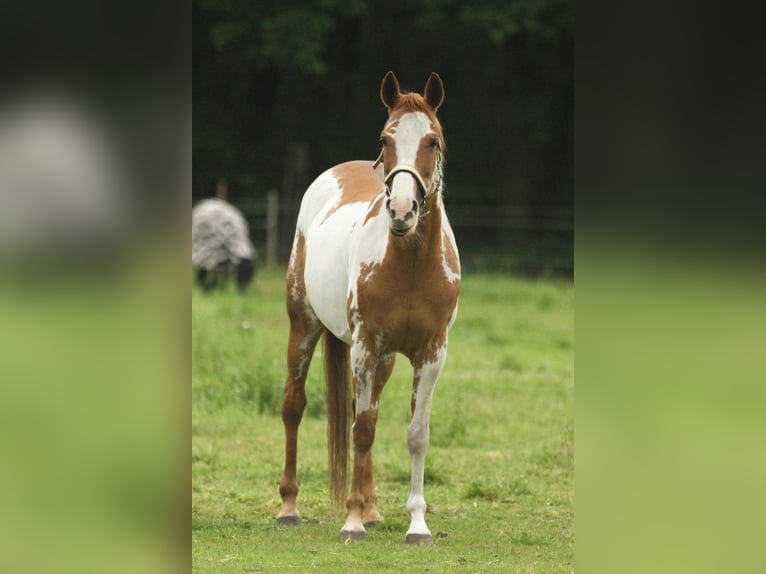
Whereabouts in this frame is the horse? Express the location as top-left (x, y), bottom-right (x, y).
top-left (276, 71), bottom-right (461, 545)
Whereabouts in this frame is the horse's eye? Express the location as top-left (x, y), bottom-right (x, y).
top-left (428, 138), bottom-right (439, 149)
top-left (379, 137), bottom-right (389, 147)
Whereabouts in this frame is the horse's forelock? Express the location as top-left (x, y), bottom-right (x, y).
top-left (390, 94), bottom-right (435, 119)
top-left (388, 94), bottom-right (445, 148)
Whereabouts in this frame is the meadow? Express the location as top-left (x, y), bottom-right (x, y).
top-left (192, 266), bottom-right (573, 573)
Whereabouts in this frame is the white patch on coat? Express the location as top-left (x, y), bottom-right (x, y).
top-left (286, 232), bottom-right (304, 303)
top-left (296, 165), bottom-right (392, 347)
top-left (300, 171), bottom-right (365, 343)
top-left (387, 112), bottom-right (433, 167)
top-left (440, 241), bottom-right (460, 284)
top-left (387, 112), bottom-right (434, 209)
top-left (440, 207), bottom-right (460, 270)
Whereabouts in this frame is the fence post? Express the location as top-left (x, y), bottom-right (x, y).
top-left (215, 177), bottom-right (228, 201)
top-left (265, 189), bottom-right (279, 266)
top-left (280, 142), bottom-right (308, 261)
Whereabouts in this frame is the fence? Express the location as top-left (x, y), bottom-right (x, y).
top-left (237, 193), bottom-right (572, 276)
top-left (237, 190), bottom-right (280, 266)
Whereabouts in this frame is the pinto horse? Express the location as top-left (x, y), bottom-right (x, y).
top-left (276, 71), bottom-right (460, 545)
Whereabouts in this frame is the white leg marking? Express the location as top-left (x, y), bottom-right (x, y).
top-left (351, 339), bottom-right (374, 412)
top-left (340, 337), bottom-right (379, 539)
top-left (406, 344), bottom-right (448, 541)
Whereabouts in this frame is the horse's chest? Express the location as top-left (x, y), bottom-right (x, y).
top-left (351, 262), bottom-right (457, 356)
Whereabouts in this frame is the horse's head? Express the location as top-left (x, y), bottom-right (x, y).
top-left (378, 71), bottom-right (445, 238)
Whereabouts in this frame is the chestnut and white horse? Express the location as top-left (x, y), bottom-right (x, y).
top-left (276, 71), bottom-right (460, 545)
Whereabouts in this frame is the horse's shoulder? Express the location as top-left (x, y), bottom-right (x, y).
top-left (330, 161), bottom-right (385, 201)
top-left (332, 160), bottom-right (381, 175)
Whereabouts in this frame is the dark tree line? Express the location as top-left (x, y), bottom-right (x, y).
top-left (193, 0), bottom-right (572, 272)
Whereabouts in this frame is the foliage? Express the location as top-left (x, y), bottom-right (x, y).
top-left (198, 0), bottom-right (368, 76)
top-left (193, 0), bottom-right (573, 274)
top-left (418, 0), bottom-right (573, 44)
top-left (192, 267), bottom-right (573, 572)
top-left (198, 0), bottom-right (571, 73)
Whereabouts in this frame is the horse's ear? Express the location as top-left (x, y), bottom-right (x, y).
top-left (381, 71), bottom-right (401, 111)
top-left (424, 72), bottom-right (445, 113)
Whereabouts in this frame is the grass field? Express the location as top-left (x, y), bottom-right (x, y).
top-left (192, 267), bottom-right (573, 573)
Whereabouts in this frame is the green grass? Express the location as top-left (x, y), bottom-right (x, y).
top-left (192, 267), bottom-right (573, 573)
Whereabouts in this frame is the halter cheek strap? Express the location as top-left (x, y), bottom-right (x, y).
top-left (372, 149), bottom-right (384, 170)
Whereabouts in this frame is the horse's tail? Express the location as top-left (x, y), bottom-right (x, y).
top-left (323, 328), bottom-right (352, 511)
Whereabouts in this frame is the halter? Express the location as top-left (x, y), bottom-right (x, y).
top-left (372, 149), bottom-right (438, 206)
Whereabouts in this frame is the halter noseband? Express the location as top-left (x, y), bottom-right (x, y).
top-left (372, 149), bottom-right (436, 206)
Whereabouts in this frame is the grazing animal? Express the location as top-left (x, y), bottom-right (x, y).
top-left (276, 71), bottom-right (460, 545)
top-left (192, 198), bottom-right (255, 292)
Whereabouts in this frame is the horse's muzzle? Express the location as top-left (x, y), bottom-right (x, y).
top-left (386, 197), bottom-right (418, 237)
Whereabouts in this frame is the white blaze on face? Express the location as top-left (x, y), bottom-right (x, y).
top-left (386, 112), bottom-right (434, 222)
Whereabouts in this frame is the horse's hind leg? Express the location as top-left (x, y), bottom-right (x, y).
top-left (360, 451), bottom-right (382, 527)
top-left (361, 355), bottom-right (396, 528)
top-left (277, 238), bottom-right (322, 525)
top-left (340, 351), bottom-right (394, 540)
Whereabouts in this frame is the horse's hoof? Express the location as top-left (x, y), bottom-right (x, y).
top-left (405, 533), bottom-right (433, 545)
top-left (339, 529), bottom-right (367, 542)
top-left (363, 520), bottom-right (383, 529)
top-left (276, 515), bottom-right (302, 526)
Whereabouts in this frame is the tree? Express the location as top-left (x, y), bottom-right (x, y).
top-left (193, 0), bottom-right (572, 271)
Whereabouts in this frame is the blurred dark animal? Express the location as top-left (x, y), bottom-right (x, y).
top-left (192, 198), bottom-right (255, 292)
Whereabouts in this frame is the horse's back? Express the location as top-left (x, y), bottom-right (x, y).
top-left (297, 160), bottom-right (384, 236)
top-left (294, 160), bottom-right (385, 342)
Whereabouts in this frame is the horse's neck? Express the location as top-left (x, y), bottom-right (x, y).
top-left (421, 195), bottom-right (446, 246)
top-left (389, 196), bottom-right (446, 264)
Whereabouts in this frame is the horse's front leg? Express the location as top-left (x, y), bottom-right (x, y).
top-left (339, 343), bottom-right (393, 541)
top-left (405, 339), bottom-right (448, 545)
